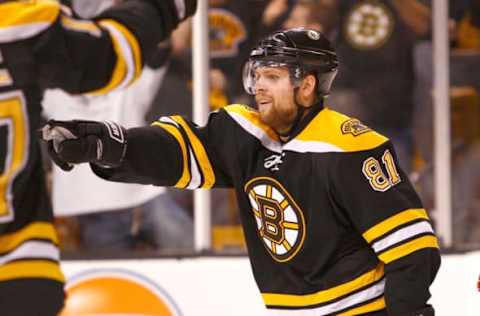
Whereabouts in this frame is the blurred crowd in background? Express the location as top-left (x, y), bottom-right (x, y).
top-left (45, 0), bottom-right (480, 256)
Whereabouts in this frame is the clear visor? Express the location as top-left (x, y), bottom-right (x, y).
top-left (242, 60), bottom-right (302, 95)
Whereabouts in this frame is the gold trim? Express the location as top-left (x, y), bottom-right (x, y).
top-left (87, 21), bottom-right (127, 96)
top-left (152, 122), bottom-right (191, 188)
top-left (295, 108), bottom-right (388, 152)
top-left (262, 264), bottom-right (384, 307)
top-left (60, 16), bottom-right (101, 37)
top-left (379, 235), bottom-right (439, 264)
top-left (337, 296), bottom-right (386, 316)
top-left (0, 222), bottom-right (58, 254)
top-left (0, 261), bottom-right (64, 283)
top-left (100, 19), bottom-right (141, 82)
top-left (171, 116), bottom-right (216, 188)
top-left (0, 0), bottom-right (59, 28)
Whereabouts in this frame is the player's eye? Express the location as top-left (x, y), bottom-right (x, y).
top-left (266, 74), bottom-right (279, 80)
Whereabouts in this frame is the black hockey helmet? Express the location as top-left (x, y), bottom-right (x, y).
top-left (243, 27), bottom-right (338, 97)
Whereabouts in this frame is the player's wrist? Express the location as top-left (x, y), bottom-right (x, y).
top-left (96, 121), bottom-right (128, 168)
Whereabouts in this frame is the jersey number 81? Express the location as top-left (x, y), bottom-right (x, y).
top-left (362, 149), bottom-right (401, 192)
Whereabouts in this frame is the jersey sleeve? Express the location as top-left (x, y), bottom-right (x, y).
top-left (34, 0), bottom-right (195, 94)
top-left (329, 141), bottom-right (441, 316)
top-left (91, 109), bottom-right (235, 189)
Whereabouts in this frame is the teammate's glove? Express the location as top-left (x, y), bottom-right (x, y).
top-left (40, 120), bottom-right (127, 171)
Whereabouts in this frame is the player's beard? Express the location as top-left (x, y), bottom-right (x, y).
top-left (256, 98), bottom-right (296, 135)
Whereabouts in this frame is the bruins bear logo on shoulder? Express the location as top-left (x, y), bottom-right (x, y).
top-left (341, 118), bottom-right (371, 136)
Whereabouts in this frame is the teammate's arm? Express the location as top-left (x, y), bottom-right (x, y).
top-left (34, 0), bottom-right (196, 94)
top-left (330, 141), bottom-right (441, 316)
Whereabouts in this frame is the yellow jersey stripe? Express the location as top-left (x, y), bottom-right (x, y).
top-left (152, 122), bottom-right (191, 188)
top-left (337, 296), bottom-right (386, 316)
top-left (171, 116), bottom-right (216, 188)
top-left (87, 21), bottom-right (128, 96)
top-left (0, 260), bottom-right (65, 283)
top-left (378, 235), bottom-right (439, 264)
top-left (100, 19), bottom-right (142, 83)
top-left (0, 0), bottom-right (59, 28)
top-left (262, 264), bottom-right (384, 307)
top-left (0, 222), bottom-right (58, 253)
top-left (295, 108), bottom-right (388, 152)
top-left (60, 16), bottom-right (101, 37)
top-left (0, 0), bottom-right (60, 43)
top-left (362, 209), bottom-right (430, 243)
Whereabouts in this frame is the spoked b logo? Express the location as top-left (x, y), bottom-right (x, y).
top-left (244, 177), bottom-right (306, 262)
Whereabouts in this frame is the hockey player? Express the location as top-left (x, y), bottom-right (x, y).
top-left (42, 28), bottom-right (441, 316)
top-left (0, 0), bottom-right (196, 314)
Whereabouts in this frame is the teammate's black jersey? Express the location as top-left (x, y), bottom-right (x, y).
top-left (93, 104), bottom-right (441, 316)
top-left (0, 0), bottom-right (193, 284)
top-left (334, 0), bottom-right (416, 129)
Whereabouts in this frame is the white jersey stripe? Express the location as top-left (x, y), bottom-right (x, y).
top-left (283, 139), bottom-right (344, 154)
top-left (372, 221), bottom-right (434, 253)
top-left (0, 23), bottom-right (53, 43)
top-left (226, 112), bottom-right (282, 153)
top-left (265, 279), bottom-right (385, 316)
top-left (0, 240), bottom-right (60, 265)
top-left (99, 22), bottom-right (135, 91)
top-left (226, 111), bottom-right (345, 154)
top-left (186, 147), bottom-right (202, 189)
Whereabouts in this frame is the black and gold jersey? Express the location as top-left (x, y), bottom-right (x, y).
top-left (0, 0), bottom-right (193, 284)
top-left (94, 104), bottom-right (441, 316)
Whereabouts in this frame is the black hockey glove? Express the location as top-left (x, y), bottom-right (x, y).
top-left (40, 120), bottom-right (127, 171)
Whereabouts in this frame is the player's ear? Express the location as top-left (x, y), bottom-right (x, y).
top-left (298, 74), bottom-right (317, 107)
